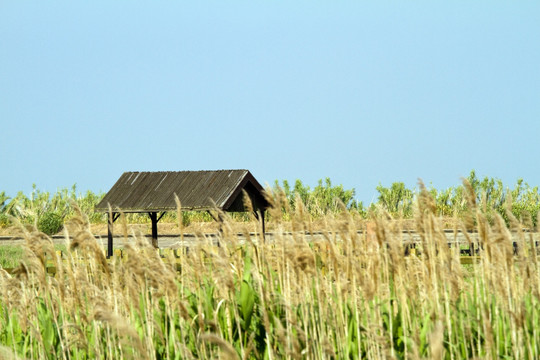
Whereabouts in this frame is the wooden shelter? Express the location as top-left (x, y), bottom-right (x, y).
top-left (95, 170), bottom-right (269, 257)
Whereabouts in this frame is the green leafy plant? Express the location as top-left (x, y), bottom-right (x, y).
top-left (376, 182), bottom-right (414, 216)
top-left (274, 178), bottom-right (361, 217)
top-left (0, 191), bottom-right (11, 228)
top-left (37, 211), bottom-right (64, 235)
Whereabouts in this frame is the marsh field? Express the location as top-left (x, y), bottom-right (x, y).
top-left (1, 175), bottom-right (540, 359)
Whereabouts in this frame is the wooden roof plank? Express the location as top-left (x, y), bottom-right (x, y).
top-left (95, 169), bottom-right (268, 213)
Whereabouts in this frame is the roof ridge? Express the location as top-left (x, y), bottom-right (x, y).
top-left (124, 169), bottom-right (249, 173)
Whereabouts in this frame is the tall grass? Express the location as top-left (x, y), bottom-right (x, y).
top-left (0, 184), bottom-right (539, 359)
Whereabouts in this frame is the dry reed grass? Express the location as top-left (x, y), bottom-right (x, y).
top-left (0, 185), bottom-right (539, 359)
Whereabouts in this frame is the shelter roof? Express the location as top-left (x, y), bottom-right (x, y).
top-left (95, 170), bottom-right (269, 213)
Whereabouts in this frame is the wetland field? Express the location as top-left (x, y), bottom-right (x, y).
top-left (1, 176), bottom-right (540, 359)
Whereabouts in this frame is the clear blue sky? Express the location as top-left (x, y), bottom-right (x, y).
top-left (1, 1), bottom-right (539, 204)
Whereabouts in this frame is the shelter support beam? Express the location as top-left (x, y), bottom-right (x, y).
top-left (148, 212), bottom-right (166, 249)
top-left (253, 210), bottom-right (266, 242)
top-left (107, 212), bottom-right (120, 258)
top-left (262, 211), bottom-right (266, 241)
top-left (207, 210), bottom-right (224, 246)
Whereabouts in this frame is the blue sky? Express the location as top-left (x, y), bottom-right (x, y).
top-left (1, 1), bottom-right (539, 204)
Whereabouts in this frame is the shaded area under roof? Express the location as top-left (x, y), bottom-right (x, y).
top-left (95, 169), bottom-right (269, 213)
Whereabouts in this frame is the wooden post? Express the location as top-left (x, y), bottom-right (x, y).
top-left (107, 212), bottom-right (119, 258)
top-left (254, 210), bottom-right (266, 242)
top-left (149, 212), bottom-right (158, 248)
top-left (207, 210), bottom-right (224, 246)
top-left (262, 210), bottom-right (266, 242)
top-left (107, 213), bottom-right (114, 258)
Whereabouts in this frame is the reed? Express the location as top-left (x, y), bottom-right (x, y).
top-left (0, 185), bottom-right (539, 359)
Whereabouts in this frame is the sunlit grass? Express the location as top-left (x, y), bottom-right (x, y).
top-left (0, 184), bottom-right (539, 359)
top-left (0, 246), bottom-right (23, 269)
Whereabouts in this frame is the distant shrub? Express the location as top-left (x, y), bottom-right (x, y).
top-left (38, 211), bottom-right (64, 235)
top-left (0, 191), bottom-right (10, 228)
top-left (376, 182), bottom-right (414, 217)
top-left (274, 178), bottom-right (361, 217)
top-left (0, 214), bottom-right (9, 228)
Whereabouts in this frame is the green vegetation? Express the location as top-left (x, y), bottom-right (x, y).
top-left (0, 246), bottom-right (23, 268)
top-left (0, 245), bottom-right (67, 269)
top-left (0, 187), bottom-right (539, 359)
top-left (375, 181), bottom-right (414, 217)
top-left (37, 211), bottom-right (64, 235)
top-left (275, 170), bottom-right (540, 227)
top-left (0, 184), bottom-right (106, 231)
top-left (1, 171), bottom-right (540, 231)
top-left (274, 177), bottom-right (361, 215)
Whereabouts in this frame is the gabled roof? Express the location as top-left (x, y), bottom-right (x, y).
top-left (95, 170), bottom-right (269, 213)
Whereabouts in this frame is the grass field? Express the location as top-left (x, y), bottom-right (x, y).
top-left (0, 246), bottom-right (23, 268)
top-left (1, 189), bottom-right (539, 359)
